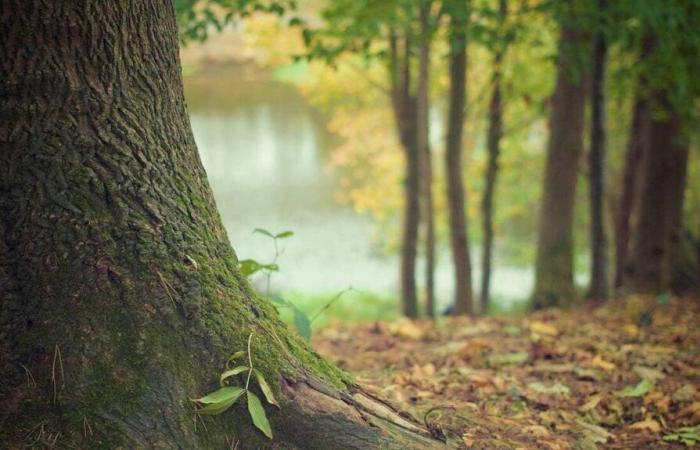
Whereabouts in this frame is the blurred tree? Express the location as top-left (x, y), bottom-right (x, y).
top-left (444, 0), bottom-right (475, 315)
top-left (303, 0), bottom-right (442, 318)
top-left (587, 0), bottom-right (609, 300)
top-left (479, 0), bottom-right (509, 313)
top-left (619, 0), bottom-right (700, 295)
top-left (532, 1), bottom-right (588, 309)
top-left (417, 1), bottom-right (437, 317)
top-left (0, 1), bottom-right (443, 447)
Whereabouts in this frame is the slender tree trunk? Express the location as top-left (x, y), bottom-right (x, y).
top-left (480, 0), bottom-right (507, 314)
top-left (587, 0), bottom-right (609, 300)
top-left (614, 96), bottom-right (649, 289)
top-left (627, 98), bottom-right (690, 294)
top-left (417, 2), bottom-right (436, 317)
top-left (0, 2), bottom-right (444, 448)
top-left (445, 7), bottom-right (474, 315)
top-left (390, 31), bottom-right (421, 318)
top-left (532, 26), bottom-right (587, 309)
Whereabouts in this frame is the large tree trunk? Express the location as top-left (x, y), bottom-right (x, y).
top-left (626, 98), bottom-right (690, 294)
top-left (445, 7), bottom-right (474, 315)
top-left (614, 96), bottom-right (649, 289)
top-left (532, 26), bottom-right (587, 309)
top-left (480, 0), bottom-right (507, 315)
top-left (0, 2), bottom-right (443, 448)
top-left (586, 0), bottom-right (609, 300)
top-left (417, 1), bottom-right (436, 317)
top-left (390, 31), bottom-right (421, 319)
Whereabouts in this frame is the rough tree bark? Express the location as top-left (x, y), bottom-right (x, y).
top-left (445, 5), bottom-right (474, 315)
top-left (626, 96), bottom-right (690, 294)
top-left (417, 1), bottom-right (436, 317)
top-left (480, 0), bottom-right (507, 315)
top-left (389, 30), bottom-right (421, 319)
top-left (0, 2), bottom-right (444, 448)
top-left (614, 95), bottom-right (649, 289)
top-left (532, 26), bottom-right (587, 309)
top-left (587, 0), bottom-right (609, 300)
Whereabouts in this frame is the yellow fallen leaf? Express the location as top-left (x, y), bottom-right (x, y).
top-left (529, 321), bottom-right (559, 336)
top-left (629, 418), bottom-right (661, 433)
top-left (591, 355), bottom-right (616, 371)
top-left (524, 424), bottom-right (551, 438)
top-left (392, 319), bottom-right (423, 339)
top-left (580, 394), bottom-right (602, 412)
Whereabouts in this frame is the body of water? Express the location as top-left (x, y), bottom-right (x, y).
top-left (185, 67), bottom-right (532, 311)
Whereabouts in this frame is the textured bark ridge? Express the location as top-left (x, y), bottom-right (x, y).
top-left (0, 1), bottom-right (444, 448)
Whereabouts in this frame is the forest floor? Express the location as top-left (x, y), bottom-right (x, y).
top-left (314, 296), bottom-right (700, 449)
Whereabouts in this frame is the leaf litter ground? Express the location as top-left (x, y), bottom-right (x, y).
top-left (313, 297), bottom-right (700, 449)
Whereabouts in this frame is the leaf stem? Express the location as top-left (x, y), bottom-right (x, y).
top-left (245, 332), bottom-right (254, 390)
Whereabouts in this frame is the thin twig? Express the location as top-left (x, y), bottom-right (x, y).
top-left (310, 287), bottom-right (355, 323)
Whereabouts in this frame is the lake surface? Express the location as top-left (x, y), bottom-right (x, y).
top-left (184, 68), bottom-right (532, 310)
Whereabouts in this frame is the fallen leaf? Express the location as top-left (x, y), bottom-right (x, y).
top-left (530, 321), bottom-right (559, 336)
top-left (591, 355), bottom-right (616, 372)
top-left (672, 384), bottom-right (696, 403)
top-left (617, 379), bottom-right (654, 398)
top-left (580, 394), bottom-right (602, 412)
top-left (528, 382), bottom-right (570, 396)
top-left (630, 418), bottom-right (661, 433)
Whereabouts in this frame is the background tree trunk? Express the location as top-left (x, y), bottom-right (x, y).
top-left (532, 26), bottom-right (587, 309)
top-left (587, 0), bottom-right (609, 300)
top-left (614, 96), bottom-right (649, 289)
top-left (626, 98), bottom-right (690, 294)
top-left (417, 1), bottom-right (436, 317)
top-left (0, 2), bottom-right (443, 448)
top-left (480, 0), bottom-right (507, 315)
top-left (389, 31), bottom-right (421, 318)
top-left (445, 7), bottom-right (474, 315)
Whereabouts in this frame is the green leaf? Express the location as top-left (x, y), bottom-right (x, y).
top-left (226, 350), bottom-right (246, 368)
top-left (489, 352), bottom-right (529, 366)
top-left (293, 308), bottom-right (311, 341)
top-left (270, 295), bottom-right (291, 307)
top-left (220, 366), bottom-right (249, 386)
top-left (254, 369), bottom-right (279, 407)
top-left (617, 379), bottom-right (653, 397)
top-left (247, 391), bottom-right (273, 439)
top-left (195, 386), bottom-right (245, 404)
top-left (253, 228), bottom-right (274, 238)
top-left (274, 230), bottom-right (294, 239)
top-left (239, 259), bottom-right (262, 277)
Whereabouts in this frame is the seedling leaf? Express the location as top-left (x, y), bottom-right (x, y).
top-left (196, 386), bottom-right (245, 404)
top-left (293, 308), bottom-right (312, 341)
top-left (220, 366), bottom-right (249, 386)
top-left (253, 228), bottom-right (275, 238)
top-left (254, 369), bottom-right (279, 407)
top-left (247, 391), bottom-right (273, 439)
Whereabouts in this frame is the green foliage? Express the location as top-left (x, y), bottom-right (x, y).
top-left (192, 334), bottom-right (279, 439)
top-left (175, 0), bottom-right (297, 43)
top-left (664, 425), bottom-right (700, 447)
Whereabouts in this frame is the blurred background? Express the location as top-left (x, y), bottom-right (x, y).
top-left (175, 0), bottom-right (700, 324)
